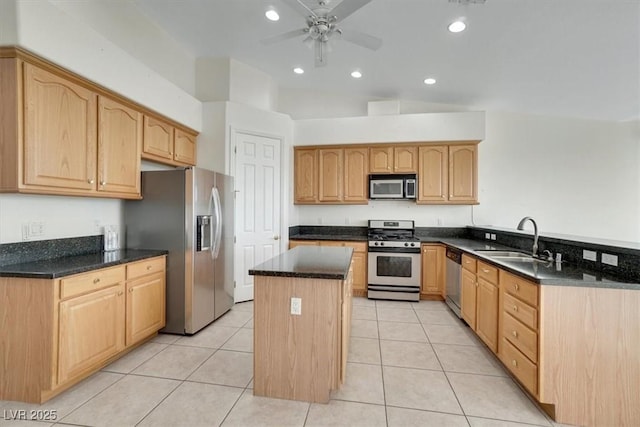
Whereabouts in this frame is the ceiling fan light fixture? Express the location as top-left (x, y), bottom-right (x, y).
top-left (265, 9), bottom-right (280, 21)
top-left (351, 70), bottom-right (363, 79)
top-left (424, 78), bottom-right (437, 85)
top-left (448, 20), bottom-right (466, 33)
top-left (293, 67), bottom-right (305, 74)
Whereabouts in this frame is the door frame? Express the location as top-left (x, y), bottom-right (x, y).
top-left (229, 127), bottom-right (285, 301)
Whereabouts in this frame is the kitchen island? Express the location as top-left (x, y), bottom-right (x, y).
top-left (248, 246), bottom-right (354, 403)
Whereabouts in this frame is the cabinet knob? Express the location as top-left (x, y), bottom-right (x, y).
top-left (512, 360), bottom-right (518, 367)
top-left (129, 288), bottom-right (134, 293)
top-left (513, 305), bottom-right (518, 312)
top-left (514, 283), bottom-right (520, 291)
top-left (169, 152), bottom-right (173, 156)
top-left (88, 179), bottom-right (95, 184)
top-left (482, 268), bottom-right (490, 273)
top-left (118, 291), bottom-right (123, 296)
top-left (100, 181), bottom-right (106, 186)
top-left (512, 330), bottom-right (518, 338)
top-left (147, 265), bottom-right (152, 270)
top-left (475, 282), bottom-right (479, 287)
top-left (93, 278), bottom-right (100, 284)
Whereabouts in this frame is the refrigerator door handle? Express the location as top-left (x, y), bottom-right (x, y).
top-left (212, 187), bottom-right (223, 259)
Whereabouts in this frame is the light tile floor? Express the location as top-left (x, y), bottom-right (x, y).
top-left (0, 298), bottom-right (565, 427)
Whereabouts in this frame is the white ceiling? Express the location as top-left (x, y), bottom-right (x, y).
top-left (133, 0), bottom-right (640, 121)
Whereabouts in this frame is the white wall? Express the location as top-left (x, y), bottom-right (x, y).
top-left (473, 112), bottom-right (640, 242)
top-left (49, 0), bottom-right (196, 96)
top-left (0, 194), bottom-right (121, 243)
top-left (16, 0), bottom-right (201, 130)
top-left (0, 0), bottom-right (18, 44)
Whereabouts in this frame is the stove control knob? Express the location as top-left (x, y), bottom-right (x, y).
top-left (404, 243), bottom-right (409, 247)
top-left (380, 242), bottom-right (384, 246)
top-left (410, 242), bottom-right (416, 247)
top-left (374, 242), bottom-right (379, 246)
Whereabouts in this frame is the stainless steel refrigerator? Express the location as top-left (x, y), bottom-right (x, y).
top-left (124, 167), bottom-right (234, 335)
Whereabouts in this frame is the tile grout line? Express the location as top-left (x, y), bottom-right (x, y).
top-left (373, 300), bottom-right (390, 427)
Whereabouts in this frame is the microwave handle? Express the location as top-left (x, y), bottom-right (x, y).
top-left (405, 179), bottom-right (416, 198)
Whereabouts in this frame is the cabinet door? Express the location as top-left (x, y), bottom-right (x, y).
top-left (418, 146), bottom-right (448, 202)
top-left (343, 147), bottom-right (368, 203)
top-left (421, 245), bottom-right (442, 296)
top-left (476, 277), bottom-right (499, 352)
top-left (126, 272), bottom-right (166, 346)
top-left (289, 240), bottom-right (320, 248)
top-left (294, 148), bottom-right (317, 203)
top-left (23, 63), bottom-right (97, 191)
top-left (369, 146), bottom-right (393, 173)
top-left (174, 129), bottom-right (197, 165)
top-left (350, 251), bottom-right (367, 294)
top-left (58, 284), bottom-right (125, 384)
top-left (393, 146), bottom-right (417, 173)
top-left (461, 268), bottom-right (477, 329)
top-left (318, 148), bottom-right (343, 202)
top-left (142, 116), bottom-right (173, 161)
top-left (449, 145), bottom-right (477, 202)
top-left (97, 96), bottom-right (141, 196)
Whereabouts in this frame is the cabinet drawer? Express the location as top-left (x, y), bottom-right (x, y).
top-left (127, 256), bottom-right (166, 279)
top-left (501, 338), bottom-right (538, 396)
top-left (503, 292), bottom-right (537, 330)
top-left (477, 261), bottom-right (498, 284)
top-left (500, 271), bottom-right (538, 307)
top-left (461, 254), bottom-right (476, 273)
top-left (319, 241), bottom-right (367, 253)
top-left (60, 266), bottom-right (125, 300)
top-left (503, 312), bottom-right (538, 363)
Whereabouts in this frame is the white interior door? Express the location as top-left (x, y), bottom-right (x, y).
top-left (233, 130), bottom-right (282, 302)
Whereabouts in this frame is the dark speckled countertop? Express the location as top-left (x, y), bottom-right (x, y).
top-left (0, 249), bottom-right (168, 279)
top-left (249, 246), bottom-right (353, 280)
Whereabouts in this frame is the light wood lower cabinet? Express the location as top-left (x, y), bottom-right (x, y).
top-left (0, 256), bottom-right (166, 403)
top-left (289, 240), bottom-right (368, 296)
top-left (461, 256), bottom-right (498, 352)
top-left (460, 268), bottom-right (478, 329)
top-left (420, 244), bottom-right (445, 298)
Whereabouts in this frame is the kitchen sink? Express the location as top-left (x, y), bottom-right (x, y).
top-left (475, 250), bottom-right (548, 263)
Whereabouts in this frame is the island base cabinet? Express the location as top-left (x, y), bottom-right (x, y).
top-left (58, 284), bottom-right (125, 384)
top-left (254, 275), bottom-right (349, 403)
top-left (538, 285), bottom-right (640, 427)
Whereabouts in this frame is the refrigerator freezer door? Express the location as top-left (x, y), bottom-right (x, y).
top-left (187, 168), bottom-right (217, 334)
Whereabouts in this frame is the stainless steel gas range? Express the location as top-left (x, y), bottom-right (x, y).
top-left (367, 220), bottom-right (421, 301)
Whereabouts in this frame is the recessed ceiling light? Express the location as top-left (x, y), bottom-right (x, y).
top-left (265, 9), bottom-right (279, 21)
top-left (424, 78), bottom-right (437, 85)
top-left (351, 70), bottom-right (362, 79)
top-left (448, 20), bottom-right (466, 33)
top-left (293, 67), bottom-right (304, 74)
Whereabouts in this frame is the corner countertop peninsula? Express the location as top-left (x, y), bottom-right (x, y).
top-left (249, 246), bottom-right (354, 403)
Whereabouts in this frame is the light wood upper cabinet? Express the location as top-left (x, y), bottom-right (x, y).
top-left (343, 147), bottom-right (368, 202)
top-left (23, 63), bottom-right (98, 191)
top-left (174, 128), bottom-right (196, 165)
top-left (449, 144), bottom-right (477, 202)
top-left (393, 146), bottom-right (418, 173)
top-left (142, 116), bottom-right (197, 166)
top-left (369, 146), bottom-right (393, 173)
top-left (98, 96), bottom-right (142, 196)
top-left (318, 148), bottom-right (343, 202)
top-left (418, 145), bottom-right (448, 202)
top-left (294, 148), bottom-right (318, 203)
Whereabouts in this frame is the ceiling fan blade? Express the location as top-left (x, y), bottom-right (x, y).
top-left (260, 28), bottom-right (308, 45)
top-left (338, 29), bottom-right (382, 50)
top-left (329, 0), bottom-right (372, 22)
top-left (281, 0), bottom-right (317, 18)
top-left (314, 39), bottom-right (328, 67)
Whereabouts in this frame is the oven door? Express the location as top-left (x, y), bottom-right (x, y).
top-left (368, 251), bottom-right (421, 287)
top-left (369, 179), bottom-right (404, 199)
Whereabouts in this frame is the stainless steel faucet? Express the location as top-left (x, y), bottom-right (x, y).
top-left (517, 216), bottom-right (539, 257)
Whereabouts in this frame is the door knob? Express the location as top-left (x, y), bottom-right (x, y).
top-left (273, 236), bottom-right (280, 240)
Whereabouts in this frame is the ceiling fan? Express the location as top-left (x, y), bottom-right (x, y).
top-left (261, 0), bottom-right (382, 67)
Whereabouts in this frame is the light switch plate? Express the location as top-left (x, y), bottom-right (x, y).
top-left (290, 297), bottom-right (302, 315)
top-left (485, 233), bottom-right (490, 239)
top-left (602, 253), bottom-right (618, 267)
top-left (582, 249), bottom-right (597, 261)
top-left (490, 234), bottom-right (496, 240)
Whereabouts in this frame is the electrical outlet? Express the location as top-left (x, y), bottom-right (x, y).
top-left (30, 221), bottom-right (45, 237)
top-left (582, 249), bottom-right (597, 261)
top-left (602, 253), bottom-right (618, 267)
top-left (290, 297), bottom-right (302, 315)
top-left (437, 218), bottom-right (443, 226)
top-left (490, 234), bottom-right (496, 240)
top-left (485, 233), bottom-right (490, 239)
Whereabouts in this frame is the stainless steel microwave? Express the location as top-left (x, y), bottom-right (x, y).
top-left (369, 174), bottom-right (417, 200)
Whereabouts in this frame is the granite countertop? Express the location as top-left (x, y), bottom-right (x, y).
top-left (431, 238), bottom-right (640, 290)
top-left (249, 246), bottom-right (354, 280)
top-left (0, 249), bottom-right (168, 279)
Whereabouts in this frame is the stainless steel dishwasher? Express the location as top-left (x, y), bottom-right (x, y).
top-left (445, 248), bottom-right (462, 317)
